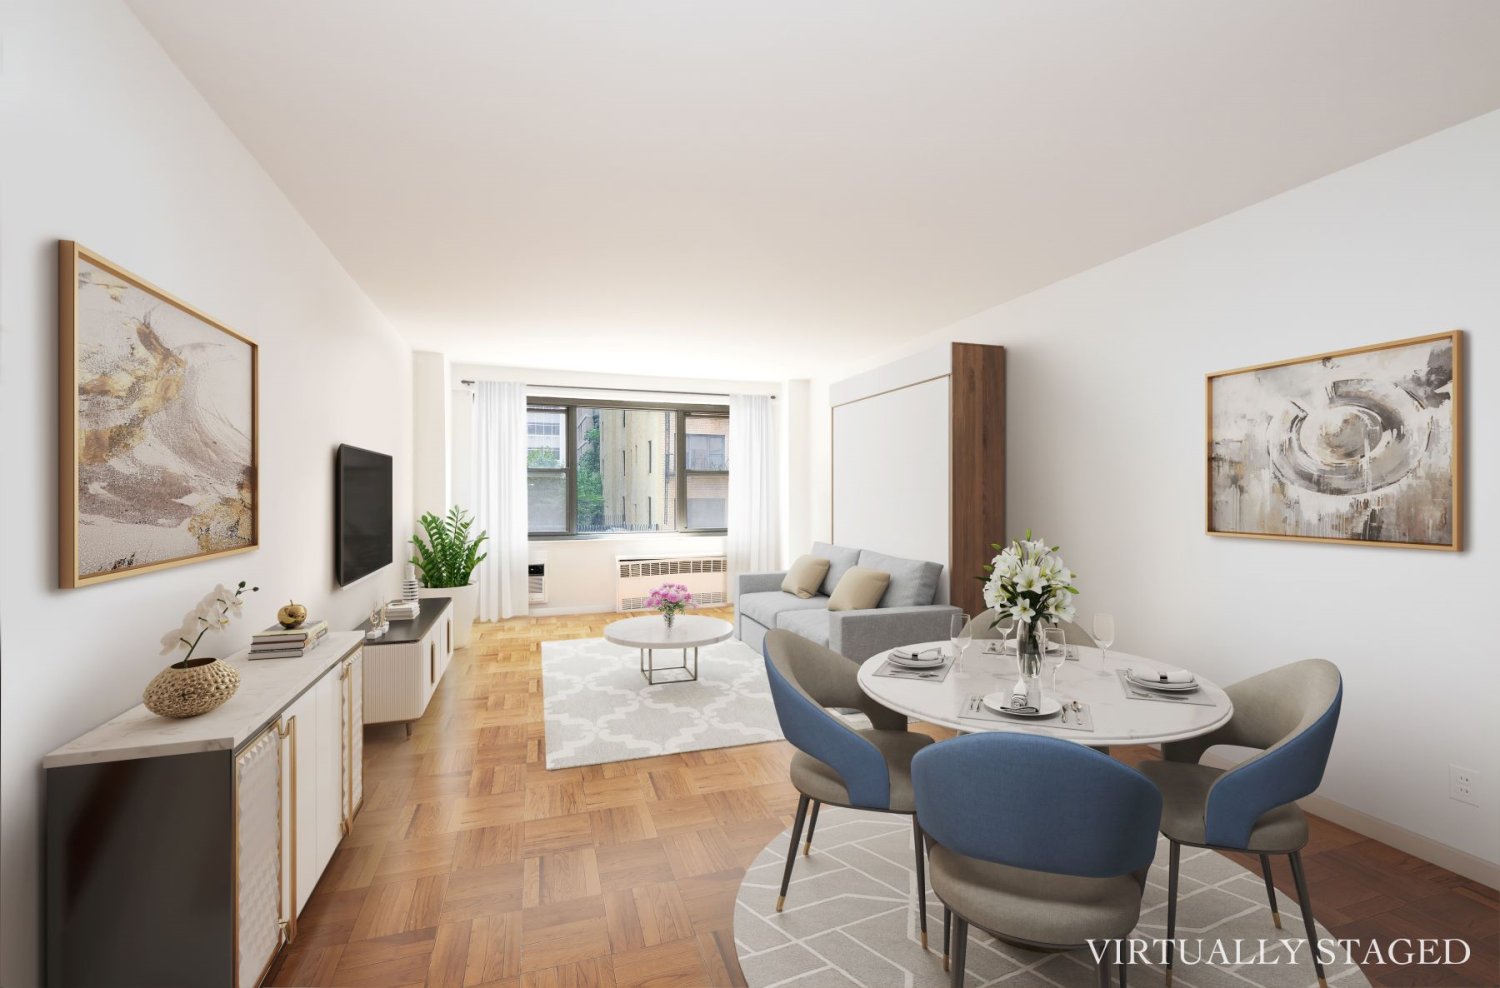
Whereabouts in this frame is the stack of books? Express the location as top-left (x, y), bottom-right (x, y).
top-left (249, 619), bottom-right (329, 660)
top-left (386, 599), bottom-right (419, 621)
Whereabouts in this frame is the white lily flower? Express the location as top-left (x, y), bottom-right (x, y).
top-left (1013, 564), bottom-right (1046, 595)
top-left (1010, 599), bottom-right (1037, 624)
top-left (1045, 592), bottom-right (1076, 623)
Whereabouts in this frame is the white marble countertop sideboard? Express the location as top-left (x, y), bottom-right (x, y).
top-left (42, 632), bottom-right (365, 770)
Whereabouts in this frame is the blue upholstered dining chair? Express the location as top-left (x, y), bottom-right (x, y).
top-left (1138, 659), bottom-right (1343, 988)
top-left (762, 629), bottom-right (938, 945)
top-left (913, 733), bottom-right (1162, 988)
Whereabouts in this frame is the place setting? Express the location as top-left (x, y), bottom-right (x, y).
top-left (1115, 665), bottom-right (1219, 705)
top-left (871, 645), bottom-right (955, 682)
top-left (958, 616), bottom-right (1096, 732)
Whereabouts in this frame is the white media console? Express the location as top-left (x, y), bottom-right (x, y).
top-left (356, 595), bottom-right (454, 735)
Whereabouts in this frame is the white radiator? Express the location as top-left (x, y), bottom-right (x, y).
top-left (615, 555), bottom-right (728, 612)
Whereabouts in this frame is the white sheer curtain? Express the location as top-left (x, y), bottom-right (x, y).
top-left (727, 394), bottom-right (780, 575)
top-left (472, 381), bottom-right (529, 620)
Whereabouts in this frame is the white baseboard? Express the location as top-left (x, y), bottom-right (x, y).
top-left (528, 603), bottom-right (623, 616)
top-left (1198, 752), bottom-right (1499, 888)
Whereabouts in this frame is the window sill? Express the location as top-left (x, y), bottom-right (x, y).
top-left (528, 531), bottom-right (727, 543)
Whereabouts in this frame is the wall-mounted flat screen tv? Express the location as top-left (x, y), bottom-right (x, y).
top-left (336, 444), bottom-right (393, 586)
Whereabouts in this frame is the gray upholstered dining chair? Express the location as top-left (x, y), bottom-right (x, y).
top-left (1138, 659), bottom-right (1343, 988)
top-left (913, 733), bottom-right (1162, 988)
top-left (963, 608), bottom-right (1097, 646)
top-left (762, 629), bottom-right (938, 945)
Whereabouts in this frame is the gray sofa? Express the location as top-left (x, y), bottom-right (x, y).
top-left (734, 542), bottom-right (962, 661)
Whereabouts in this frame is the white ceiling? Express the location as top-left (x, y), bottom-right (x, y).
top-left (129, 0), bottom-right (1500, 381)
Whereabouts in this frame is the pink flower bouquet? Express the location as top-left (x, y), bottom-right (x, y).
top-left (646, 582), bottom-right (696, 628)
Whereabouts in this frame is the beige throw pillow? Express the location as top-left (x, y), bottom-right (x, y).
top-left (781, 555), bottom-right (832, 599)
top-left (827, 566), bottom-right (890, 611)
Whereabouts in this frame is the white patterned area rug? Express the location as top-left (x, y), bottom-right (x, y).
top-left (735, 805), bottom-right (1370, 988)
top-left (540, 636), bottom-right (785, 769)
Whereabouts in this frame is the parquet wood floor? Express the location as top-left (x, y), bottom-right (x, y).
top-left (269, 607), bottom-right (1497, 988)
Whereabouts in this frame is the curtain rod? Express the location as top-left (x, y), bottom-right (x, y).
top-left (458, 380), bottom-right (774, 399)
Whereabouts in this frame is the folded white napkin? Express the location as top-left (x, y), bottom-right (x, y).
top-left (1132, 667), bottom-right (1195, 684)
top-left (892, 647), bottom-right (942, 663)
top-left (1008, 679), bottom-right (1030, 708)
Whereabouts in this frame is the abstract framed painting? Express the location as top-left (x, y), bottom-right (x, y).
top-left (1206, 331), bottom-right (1462, 551)
top-left (59, 241), bottom-right (259, 588)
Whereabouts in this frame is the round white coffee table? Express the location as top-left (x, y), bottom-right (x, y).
top-left (603, 614), bottom-right (734, 685)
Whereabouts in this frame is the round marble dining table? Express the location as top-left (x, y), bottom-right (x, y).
top-left (856, 640), bottom-right (1233, 747)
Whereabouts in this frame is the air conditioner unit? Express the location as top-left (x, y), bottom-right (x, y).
top-left (615, 555), bottom-right (728, 612)
top-left (528, 563), bottom-right (547, 604)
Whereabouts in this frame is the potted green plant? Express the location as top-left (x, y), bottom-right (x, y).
top-left (410, 506), bottom-right (488, 647)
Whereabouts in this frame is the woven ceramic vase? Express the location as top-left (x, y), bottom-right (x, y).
top-left (143, 657), bottom-right (240, 718)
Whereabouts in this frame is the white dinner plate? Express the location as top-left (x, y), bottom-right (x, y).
top-left (981, 693), bottom-right (1063, 718)
top-left (889, 652), bottom-right (945, 669)
top-left (1127, 673), bottom-right (1199, 692)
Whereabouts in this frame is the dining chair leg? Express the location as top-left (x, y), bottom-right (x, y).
top-left (913, 817), bottom-right (929, 949)
top-left (1164, 839), bottom-right (1180, 987)
top-left (1288, 851), bottom-right (1328, 988)
top-left (777, 794), bottom-right (810, 913)
top-left (1118, 950), bottom-right (1127, 988)
top-left (803, 800), bottom-right (821, 856)
top-left (1092, 944), bottom-right (1111, 988)
top-left (950, 915), bottom-right (968, 988)
top-left (1258, 853), bottom-right (1281, 929)
top-left (942, 906), bottom-right (951, 971)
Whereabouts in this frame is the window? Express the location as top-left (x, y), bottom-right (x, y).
top-left (527, 401), bottom-right (728, 536)
top-left (526, 407), bottom-right (568, 533)
top-left (683, 413), bottom-right (729, 530)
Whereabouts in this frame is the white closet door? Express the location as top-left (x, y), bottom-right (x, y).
top-left (234, 724), bottom-right (283, 988)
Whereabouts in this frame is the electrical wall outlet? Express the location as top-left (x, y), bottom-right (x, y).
top-left (1449, 765), bottom-right (1480, 806)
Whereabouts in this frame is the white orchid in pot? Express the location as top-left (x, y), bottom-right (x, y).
top-left (978, 531), bottom-right (1078, 679)
top-left (143, 581), bottom-right (259, 718)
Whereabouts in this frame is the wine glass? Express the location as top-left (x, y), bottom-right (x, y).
top-left (950, 613), bottom-right (971, 666)
top-left (1092, 614), bottom-right (1116, 667)
top-left (1042, 625), bottom-right (1066, 693)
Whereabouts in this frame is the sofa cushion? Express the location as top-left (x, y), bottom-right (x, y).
top-left (776, 608), bottom-right (830, 647)
top-left (782, 555), bottom-right (832, 599)
top-left (857, 549), bottom-right (942, 607)
top-left (738, 590), bottom-right (828, 630)
top-left (827, 566), bottom-right (891, 611)
top-left (810, 542), bottom-right (861, 597)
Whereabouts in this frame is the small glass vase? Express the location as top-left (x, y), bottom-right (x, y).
top-left (1016, 626), bottom-right (1044, 703)
top-left (662, 610), bottom-right (675, 630)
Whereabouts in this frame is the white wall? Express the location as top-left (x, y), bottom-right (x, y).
top-left (0, 3), bottom-right (414, 983)
top-left (450, 364), bottom-right (796, 612)
top-left (412, 350), bottom-right (453, 525)
top-left (811, 111), bottom-right (1500, 875)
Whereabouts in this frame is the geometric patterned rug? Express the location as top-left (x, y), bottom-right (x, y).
top-left (734, 805), bottom-right (1370, 988)
top-left (540, 636), bottom-right (785, 769)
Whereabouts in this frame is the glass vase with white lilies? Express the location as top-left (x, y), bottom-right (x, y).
top-left (979, 532), bottom-right (1078, 682)
top-left (159, 581), bottom-right (259, 666)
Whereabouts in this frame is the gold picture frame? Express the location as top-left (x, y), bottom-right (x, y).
top-left (59, 241), bottom-right (259, 588)
top-left (1205, 331), bottom-right (1462, 551)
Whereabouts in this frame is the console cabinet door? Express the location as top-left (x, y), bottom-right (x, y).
top-left (281, 688), bottom-right (321, 930)
top-left (234, 724), bottom-right (284, 988)
top-left (311, 665), bottom-right (344, 887)
top-left (342, 648), bottom-right (365, 830)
